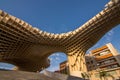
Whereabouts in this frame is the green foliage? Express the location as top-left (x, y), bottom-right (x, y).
top-left (81, 73), bottom-right (85, 79)
top-left (99, 70), bottom-right (115, 80)
top-left (81, 72), bottom-right (90, 79)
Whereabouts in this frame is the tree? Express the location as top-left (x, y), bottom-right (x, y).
top-left (81, 72), bottom-right (90, 79)
top-left (99, 71), bottom-right (107, 80)
top-left (81, 73), bottom-right (86, 79)
top-left (99, 70), bottom-right (115, 80)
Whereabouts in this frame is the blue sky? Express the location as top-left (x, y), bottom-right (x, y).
top-left (0, 0), bottom-right (120, 71)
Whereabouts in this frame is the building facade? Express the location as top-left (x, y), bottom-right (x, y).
top-left (86, 43), bottom-right (120, 71)
top-left (58, 43), bottom-right (120, 79)
top-left (85, 43), bottom-right (120, 80)
top-left (59, 61), bottom-right (69, 74)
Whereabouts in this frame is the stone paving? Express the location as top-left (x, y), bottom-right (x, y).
top-left (0, 70), bottom-right (60, 80)
top-left (43, 70), bottom-right (86, 80)
top-left (0, 69), bottom-right (87, 80)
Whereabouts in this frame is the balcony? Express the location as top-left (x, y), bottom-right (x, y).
top-left (91, 45), bottom-right (108, 53)
top-left (99, 62), bottom-right (118, 68)
top-left (95, 53), bottom-right (113, 61)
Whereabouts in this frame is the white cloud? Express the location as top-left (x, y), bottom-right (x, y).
top-left (108, 30), bottom-right (114, 36)
top-left (49, 58), bottom-right (53, 61)
top-left (56, 53), bottom-right (60, 56)
top-left (47, 52), bottom-right (67, 71)
top-left (105, 30), bottom-right (114, 43)
top-left (46, 66), bottom-right (59, 72)
top-left (0, 63), bottom-right (15, 70)
top-left (55, 57), bottom-right (60, 60)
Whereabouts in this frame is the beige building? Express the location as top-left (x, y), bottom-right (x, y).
top-left (58, 43), bottom-right (120, 79)
top-left (85, 43), bottom-right (120, 80)
top-left (59, 61), bottom-right (69, 74)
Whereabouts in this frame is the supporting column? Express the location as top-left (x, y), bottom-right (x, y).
top-left (68, 51), bottom-right (87, 77)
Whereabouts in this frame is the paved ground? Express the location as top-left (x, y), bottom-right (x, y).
top-left (43, 70), bottom-right (86, 80)
top-left (0, 69), bottom-right (86, 80)
top-left (0, 70), bottom-right (59, 80)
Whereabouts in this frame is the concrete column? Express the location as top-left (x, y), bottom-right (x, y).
top-left (68, 51), bottom-right (87, 78)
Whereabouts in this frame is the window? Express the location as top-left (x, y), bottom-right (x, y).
top-left (112, 64), bottom-right (118, 68)
top-left (99, 50), bottom-right (110, 56)
top-left (91, 61), bottom-right (93, 64)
